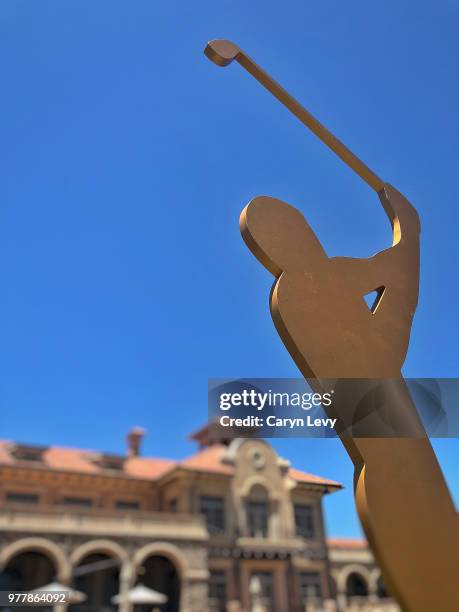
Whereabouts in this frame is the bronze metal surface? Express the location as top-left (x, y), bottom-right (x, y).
top-left (205, 39), bottom-right (458, 611)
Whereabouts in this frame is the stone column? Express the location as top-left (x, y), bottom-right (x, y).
top-left (180, 576), bottom-right (209, 612)
top-left (274, 563), bottom-right (288, 612)
top-left (368, 571), bottom-right (379, 605)
top-left (54, 563), bottom-right (71, 612)
top-left (119, 559), bottom-right (135, 612)
top-left (336, 589), bottom-right (347, 612)
top-left (368, 584), bottom-right (379, 604)
top-left (180, 578), bottom-right (190, 612)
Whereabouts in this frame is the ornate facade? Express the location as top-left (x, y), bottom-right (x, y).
top-left (0, 428), bottom-right (398, 611)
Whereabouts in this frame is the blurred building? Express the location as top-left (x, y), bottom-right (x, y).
top-left (0, 427), bottom-right (398, 612)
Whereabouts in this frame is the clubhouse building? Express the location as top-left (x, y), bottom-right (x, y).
top-left (0, 426), bottom-right (398, 611)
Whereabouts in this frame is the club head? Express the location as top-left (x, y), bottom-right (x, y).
top-left (204, 39), bottom-right (240, 67)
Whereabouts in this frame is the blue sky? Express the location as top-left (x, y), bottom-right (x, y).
top-left (0, 1), bottom-right (457, 537)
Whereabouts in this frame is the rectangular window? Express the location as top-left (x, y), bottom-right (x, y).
top-left (209, 570), bottom-right (226, 612)
top-left (115, 500), bottom-right (140, 511)
top-left (169, 498), bottom-right (178, 513)
top-left (294, 504), bottom-right (315, 538)
top-left (251, 572), bottom-right (273, 612)
top-left (199, 496), bottom-right (225, 534)
top-left (6, 492), bottom-right (39, 505)
top-left (299, 571), bottom-right (322, 599)
top-left (61, 496), bottom-right (93, 508)
top-left (247, 500), bottom-right (268, 537)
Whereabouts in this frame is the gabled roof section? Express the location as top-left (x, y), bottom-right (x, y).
top-left (180, 443), bottom-right (233, 475)
top-left (178, 443), bottom-right (342, 489)
top-left (288, 467), bottom-right (342, 488)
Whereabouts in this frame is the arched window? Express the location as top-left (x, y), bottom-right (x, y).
top-left (246, 485), bottom-right (269, 537)
top-left (0, 550), bottom-right (55, 610)
top-left (72, 553), bottom-right (120, 612)
top-left (346, 572), bottom-right (368, 598)
top-left (139, 555), bottom-right (180, 612)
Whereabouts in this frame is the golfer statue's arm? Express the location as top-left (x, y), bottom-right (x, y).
top-left (330, 184), bottom-right (420, 320)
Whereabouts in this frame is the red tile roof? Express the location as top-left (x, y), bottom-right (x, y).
top-left (125, 456), bottom-right (176, 479)
top-left (328, 538), bottom-right (368, 549)
top-left (0, 443), bottom-right (13, 465)
top-left (45, 447), bottom-right (100, 473)
top-left (0, 440), bottom-right (341, 488)
top-left (288, 467), bottom-right (341, 488)
top-left (180, 444), bottom-right (233, 475)
top-left (0, 441), bottom-right (176, 480)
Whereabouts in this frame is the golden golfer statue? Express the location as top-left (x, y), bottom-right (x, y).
top-left (205, 39), bottom-right (458, 612)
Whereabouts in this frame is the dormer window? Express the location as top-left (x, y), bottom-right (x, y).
top-left (10, 444), bottom-right (47, 463)
top-left (88, 453), bottom-right (125, 471)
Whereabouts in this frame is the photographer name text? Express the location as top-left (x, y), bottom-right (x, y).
top-left (219, 415), bottom-right (337, 429)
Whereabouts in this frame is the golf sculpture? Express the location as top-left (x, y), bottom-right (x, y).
top-left (205, 40), bottom-right (458, 611)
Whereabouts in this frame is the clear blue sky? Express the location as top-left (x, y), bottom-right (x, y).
top-left (0, 1), bottom-right (457, 537)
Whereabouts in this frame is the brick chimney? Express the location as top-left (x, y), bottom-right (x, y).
top-left (127, 427), bottom-right (146, 457)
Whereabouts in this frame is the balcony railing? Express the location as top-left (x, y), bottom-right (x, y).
top-left (0, 503), bottom-right (208, 541)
